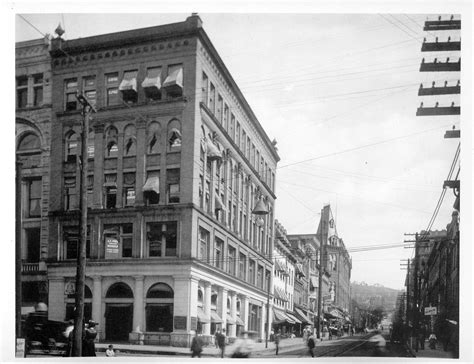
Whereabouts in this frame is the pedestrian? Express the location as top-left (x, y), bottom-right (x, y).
top-left (190, 331), bottom-right (203, 358)
top-left (307, 333), bottom-right (316, 357)
top-left (418, 327), bottom-right (426, 350)
top-left (328, 326), bottom-right (333, 340)
top-left (302, 327), bottom-right (308, 343)
top-left (105, 344), bottom-right (115, 357)
top-left (274, 329), bottom-right (281, 355)
top-left (214, 329), bottom-right (220, 348)
top-left (82, 320), bottom-right (97, 356)
top-left (428, 332), bottom-right (437, 349)
top-left (217, 328), bottom-right (227, 358)
top-left (62, 320), bottom-right (74, 357)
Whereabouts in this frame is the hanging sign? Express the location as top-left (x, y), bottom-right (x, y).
top-left (424, 306), bottom-right (437, 316)
top-left (105, 237), bottom-right (120, 259)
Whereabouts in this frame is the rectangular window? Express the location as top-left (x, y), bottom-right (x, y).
top-left (120, 70), bottom-right (138, 103)
top-left (265, 270), bottom-right (271, 292)
top-left (239, 253), bottom-right (246, 281)
top-left (64, 226), bottom-right (90, 260)
top-left (251, 144), bottom-right (256, 168)
top-left (87, 175), bottom-right (94, 209)
top-left (217, 95), bottom-right (223, 122)
top-left (228, 246), bottom-right (236, 276)
top-left (242, 131), bottom-right (246, 153)
top-left (230, 114), bottom-right (235, 140)
top-left (16, 76), bottom-right (28, 108)
top-left (144, 170), bottom-right (160, 205)
top-left (33, 74), bottom-right (43, 107)
top-left (147, 221), bottom-right (178, 257)
top-left (257, 265), bottom-right (264, 289)
top-left (83, 76), bottom-right (96, 107)
top-left (215, 237), bottom-right (224, 269)
top-left (103, 223), bottom-right (134, 258)
top-left (65, 78), bottom-right (78, 111)
top-left (64, 177), bottom-right (77, 210)
top-left (27, 179), bottom-right (42, 217)
top-left (236, 122), bottom-right (241, 148)
top-left (163, 64), bottom-right (183, 98)
top-left (209, 83), bottom-right (216, 114)
top-left (199, 227), bottom-right (210, 262)
top-left (106, 72), bottom-right (120, 106)
top-left (143, 67), bottom-right (162, 100)
top-left (105, 187), bottom-right (117, 208)
top-left (223, 104), bottom-right (229, 131)
top-left (123, 172), bottom-right (136, 206)
top-left (202, 72), bottom-right (209, 105)
top-left (249, 259), bottom-right (256, 285)
top-left (167, 168), bottom-right (180, 203)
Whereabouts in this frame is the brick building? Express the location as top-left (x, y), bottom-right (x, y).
top-left (45, 14), bottom-right (279, 346)
top-left (15, 37), bottom-right (53, 314)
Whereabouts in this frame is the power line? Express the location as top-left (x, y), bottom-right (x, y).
top-left (277, 123), bottom-right (457, 170)
top-left (17, 14), bottom-right (46, 38)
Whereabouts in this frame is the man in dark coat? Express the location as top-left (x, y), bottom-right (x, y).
top-left (82, 320), bottom-right (97, 356)
top-left (217, 328), bottom-right (227, 358)
top-left (190, 331), bottom-right (203, 358)
top-left (307, 333), bottom-right (316, 357)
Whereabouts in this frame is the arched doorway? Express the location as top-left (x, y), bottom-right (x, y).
top-left (105, 282), bottom-right (133, 341)
top-left (145, 283), bottom-right (174, 332)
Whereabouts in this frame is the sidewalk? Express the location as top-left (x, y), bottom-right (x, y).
top-left (96, 333), bottom-right (354, 357)
top-left (407, 342), bottom-right (455, 359)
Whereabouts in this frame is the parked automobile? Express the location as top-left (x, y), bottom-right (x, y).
top-left (23, 312), bottom-right (68, 356)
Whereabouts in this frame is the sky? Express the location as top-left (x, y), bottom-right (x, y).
top-left (11, 5), bottom-right (471, 291)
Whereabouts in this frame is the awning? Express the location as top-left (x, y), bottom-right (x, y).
top-left (206, 139), bottom-right (222, 161)
top-left (119, 71), bottom-right (138, 92)
top-left (324, 312), bottom-right (338, 320)
top-left (235, 316), bottom-right (244, 326)
top-left (286, 312), bottom-right (302, 324)
top-left (142, 68), bottom-right (162, 90)
top-left (329, 309), bottom-right (344, 319)
top-left (273, 309), bottom-right (288, 324)
top-left (215, 196), bottom-right (224, 211)
top-left (295, 263), bottom-right (306, 277)
top-left (143, 176), bottom-right (160, 194)
top-left (163, 66), bottom-right (183, 90)
top-left (310, 277), bottom-right (318, 289)
top-left (274, 260), bottom-right (285, 272)
top-left (197, 307), bottom-right (210, 323)
top-left (210, 311), bottom-right (223, 323)
top-left (295, 307), bottom-right (312, 323)
top-left (274, 287), bottom-right (288, 302)
top-left (226, 314), bottom-right (236, 324)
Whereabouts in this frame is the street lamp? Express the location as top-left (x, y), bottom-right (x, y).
top-left (251, 194), bottom-right (270, 347)
top-left (72, 92), bottom-right (95, 356)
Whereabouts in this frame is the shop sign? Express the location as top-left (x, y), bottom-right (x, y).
top-left (174, 316), bottom-right (187, 330)
top-left (105, 237), bottom-right (120, 259)
top-left (65, 281), bottom-right (75, 295)
top-left (424, 306), bottom-right (437, 315)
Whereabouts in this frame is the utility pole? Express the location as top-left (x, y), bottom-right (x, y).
top-left (16, 160), bottom-right (22, 340)
top-left (72, 93), bottom-right (95, 356)
top-left (317, 209), bottom-right (325, 339)
top-left (406, 259), bottom-right (410, 347)
top-left (414, 233), bottom-right (419, 352)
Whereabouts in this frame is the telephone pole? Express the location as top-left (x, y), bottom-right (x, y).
top-left (72, 93), bottom-right (95, 356)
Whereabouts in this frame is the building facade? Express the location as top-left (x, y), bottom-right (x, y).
top-left (45, 14), bottom-right (279, 346)
top-left (16, 37), bottom-right (53, 314)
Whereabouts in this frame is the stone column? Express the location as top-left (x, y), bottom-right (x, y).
top-left (202, 281), bottom-right (212, 335)
top-left (171, 275), bottom-right (197, 347)
top-left (115, 132), bottom-right (124, 207)
top-left (135, 120), bottom-right (147, 206)
top-left (93, 123), bottom-right (105, 209)
top-left (260, 303), bottom-right (266, 342)
top-left (47, 277), bottom-right (65, 321)
top-left (218, 287), bottom-right (227, 333)
top-left (91, 276), bottom-right (102, 333)
top-left (229, 291), bottom-right (237, 338)
top-left (242, 295), bottom-right (249, 331)
top-left (132, 275), bottom-right (144, 333)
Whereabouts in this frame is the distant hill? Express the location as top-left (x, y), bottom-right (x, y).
top-left (351, 281), bottom-right (402, 311)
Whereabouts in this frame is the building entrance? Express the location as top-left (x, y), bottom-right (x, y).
top-left (105, 303), bottom-right (133, 341)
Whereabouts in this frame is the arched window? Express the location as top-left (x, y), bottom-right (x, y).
top-left (146, 283), bottom-right (174, 332)
top-left (124, 124), bottom-right (136, 156)
top-left (148, 122), bottom-right (161, 154)
top-left (65, 132), bottom-right (78, 162)
top-left (106, 282), bottom-right (134, 298)
top-left (124, 138), bottom-right (136, 156)
top-left (146, 283), bottom-right (174, 299)
top-left (18, 133), bottom-right (40, 152)
top-left (167, 119), bottom-right (182, 151)
top-left (65, 284), bottom-right (92, 322)
top-left (107, 141), bottom-right (118, 158)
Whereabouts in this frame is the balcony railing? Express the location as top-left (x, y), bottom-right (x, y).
top-left (21, 262), bottom-right (40, 273)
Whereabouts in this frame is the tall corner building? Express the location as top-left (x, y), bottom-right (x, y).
top-left (46, 14), bottom-right (279, 346)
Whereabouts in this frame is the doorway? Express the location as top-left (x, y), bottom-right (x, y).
top-left (105, 304), bottom-right (133, 341)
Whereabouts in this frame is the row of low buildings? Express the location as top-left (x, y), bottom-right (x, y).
top-left (16, 14), bottom-right (351, 347)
